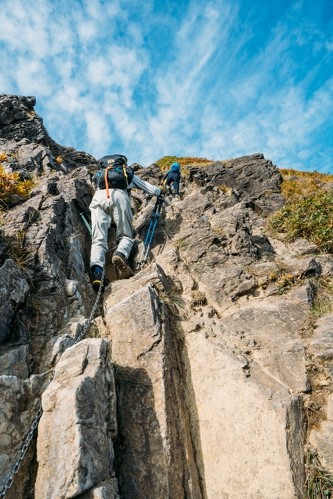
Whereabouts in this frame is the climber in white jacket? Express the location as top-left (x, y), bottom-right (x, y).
top-left (89, 154), bottom-right (165, 289)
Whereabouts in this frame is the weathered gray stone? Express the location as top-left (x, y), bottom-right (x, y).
top-left (0, 373), bottom-right (48, 498)
top-left (309, 420), bottom-right (333, 474)
top-left (0, 259), bottom-right (30, 345)
top-left (104, 266), bottom-right (201, 499)
top-left (0, 345), bottom-right (29, 378)
top-left (184, 334), bottom-right (303, 498)
top-left (35, 339), bottom-right (117, 499)
top-left (308, 313), bottom-right (333, 361)
top-left (0, 94), bottom-right (96, 170)
top-left (77, 479), bottom-right (119, 498)
top-left (188, 153), bottom-right (284, 215)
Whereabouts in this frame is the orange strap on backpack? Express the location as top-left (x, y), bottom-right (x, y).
top-left (122, 165), bottom-right (129, 185)
top-left (104, 166), bottom-right (112, 199)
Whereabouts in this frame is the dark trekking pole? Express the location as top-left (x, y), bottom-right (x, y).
top-left (138, 195), bottom-right (164, 267)
top-left (79, 212), bottom-right (92, 235)
top-left (72, 199), bottom-right (92, 236)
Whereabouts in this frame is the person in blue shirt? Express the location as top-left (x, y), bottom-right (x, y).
top-left (162, 162), bottom-right (181, 196)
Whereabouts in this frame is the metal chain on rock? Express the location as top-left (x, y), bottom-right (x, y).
top-left (0, 270), bottom-right (105, 498)
top-left (0, 407), bottom-right (42, 498)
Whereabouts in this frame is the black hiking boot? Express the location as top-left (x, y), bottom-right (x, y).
top-left (90, 266), bottom-right (108, 291)
top-left (112, 251), bottom-right (134, 279)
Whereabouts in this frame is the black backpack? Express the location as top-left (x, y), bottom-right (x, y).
top-left (94, 154), bottom-right (134, 191)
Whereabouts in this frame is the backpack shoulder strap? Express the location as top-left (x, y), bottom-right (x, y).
top-left (104, 166), bottom-right (112, 199)
top-left (122, 165), bottom-right (129, 186)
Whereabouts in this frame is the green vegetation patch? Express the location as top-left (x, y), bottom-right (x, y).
top-left (269, 169), bottom-right (333, 254)
top-left (269, 189), bottom-right (333, 253)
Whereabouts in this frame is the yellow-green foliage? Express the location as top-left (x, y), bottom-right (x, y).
top-left (269, 168), bottom-right (333, 253)
top-left (0, 165), bottom-right (34, 208)
top-left (154, 155), bottom-right (212, 175)
top-left (280, 168), bottom-right (333, 202)
top-left (55, 156), bottom-right (63, 164)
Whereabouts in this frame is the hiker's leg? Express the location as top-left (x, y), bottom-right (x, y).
top-left (173, 179), bottom-right (180, 195)
top-left (111, 189), bottom-right (134, 259)
top-left (90, 193), bottom-right (111, 269)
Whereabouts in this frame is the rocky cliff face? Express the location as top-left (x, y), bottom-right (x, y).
top-left (1, 95), bottom-right (333, 499)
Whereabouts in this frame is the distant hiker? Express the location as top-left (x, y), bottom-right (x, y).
top-left (90, 154), bottom-right (166, 289)
top-left (162, 162), bottom-right (181, 196)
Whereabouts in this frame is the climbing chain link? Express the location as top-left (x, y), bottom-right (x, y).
top-left (0, 407), bottom-right (43, 498)
top-left (0, 269), bottom-right (105, 499)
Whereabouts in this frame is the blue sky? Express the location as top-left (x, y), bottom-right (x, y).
top-left (0, 0), bottom-right (332, 172)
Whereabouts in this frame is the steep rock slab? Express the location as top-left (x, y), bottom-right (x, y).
top-left (0, 259), bottom-right (30, 345)
top-left (1, 168), bottom-right (96, 358)
top-left (176, 282), bottom-right (310, 498)
top-left (185, 332), bottom-right (304, 498)
top-left (156, 210), bottom-right (310, 496)
top-left (219, 288), bottom-right (310, 396)
top-left (307, 313), bottom-right (333, 473)
top-left (104, 265), bottom-right (202, 499)
top-left (35, 339), bottom-right (117, 499)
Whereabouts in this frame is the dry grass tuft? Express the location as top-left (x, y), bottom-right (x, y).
top-left (280, 168), bottom-right (333, 203)
top-left (0, 231), bottom-right (35, 269)
top-left (312, 277), bottom-right (333, 317)
top-left (154, 155), bottom-right (213, 176)
top-left (305, 449), bottom-right (333, 498)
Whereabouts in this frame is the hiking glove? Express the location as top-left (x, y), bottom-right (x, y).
top-left (158, 184), bottom-right (167, 194)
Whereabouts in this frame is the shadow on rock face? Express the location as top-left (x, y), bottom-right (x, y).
top-left (113, 365), bottom-right (166, 499)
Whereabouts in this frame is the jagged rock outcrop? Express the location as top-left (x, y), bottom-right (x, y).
top-left (35, 339), bottom-right (117, 499)
top-left (104, 265), bottom-right (202, 498)
top-left (1, 95), bottom-right (333, 498)
top-left (0, 94), bottom-right (96, 177)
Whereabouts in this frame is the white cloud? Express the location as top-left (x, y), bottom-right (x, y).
top-left (0, 0), bottom-right (54, 58)
top-left (15, 57), bottom-right (52, 97)
top-left (86, 58), bottom-right (112, 86)
top-left (78, 20), bottom-right (99, 43)
top-left (84, 110), bottom-right (111, 156)
top-left (324, 41), bottom-right (333, 52)
top-left (51, 83), bottom-right (87, 114)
